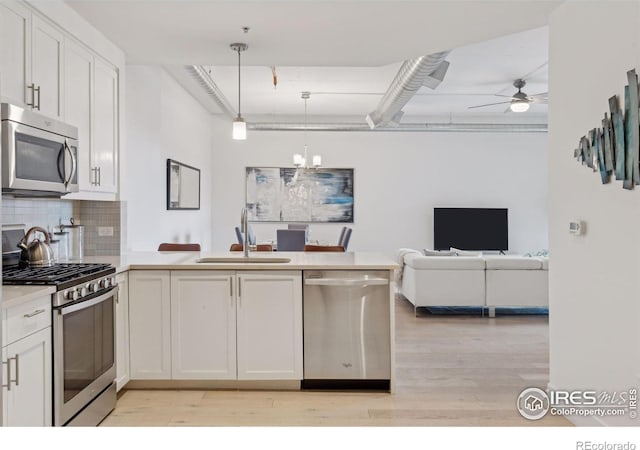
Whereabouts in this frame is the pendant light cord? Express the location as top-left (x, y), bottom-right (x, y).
top-left (237, 48), bottom-right (241, 117)
top-left (304, 96), bottom-right (308, 161)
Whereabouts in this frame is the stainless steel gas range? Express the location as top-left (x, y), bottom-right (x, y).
top-left (3, 262), bottom-right (118, 426)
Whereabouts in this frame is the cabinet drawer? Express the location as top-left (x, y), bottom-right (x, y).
top-left (6, 296), bottom-right (51, 345)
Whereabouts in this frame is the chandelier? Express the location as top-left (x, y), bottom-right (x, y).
top-left (293, 92), bottom-right (321, 169)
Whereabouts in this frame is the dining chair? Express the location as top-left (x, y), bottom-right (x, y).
top-left (338, 227), bottom-right (352, 250)
top-left (337, 226), bottom-right (347, 246)
top-left (158, 243), bottom-right (201, 251)
top-left (276, 229), bottom-right (306, 251)
top-left (230, 244), bottom-right (273, 252)
top-left (303, 245), bottom-right (345, 252)
top-left (235, 225), bottom-right (256, 245)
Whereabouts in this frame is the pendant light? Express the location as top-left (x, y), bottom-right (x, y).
top-left (293, 92), bottom-right (321, 169)
top-left (230, 43), bottom-right (248, 140)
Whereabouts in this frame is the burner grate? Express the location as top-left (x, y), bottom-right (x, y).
top-left (2, 263), bottom-right (113, 285)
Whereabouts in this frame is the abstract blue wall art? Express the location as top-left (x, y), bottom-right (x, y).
top-left (246, 167), bottom-right (354, 223)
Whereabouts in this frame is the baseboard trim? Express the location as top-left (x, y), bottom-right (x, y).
top-left (125, 380), bottom-right (301, 390)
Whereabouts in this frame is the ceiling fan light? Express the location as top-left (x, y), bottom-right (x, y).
top-left (232, 116), bottom-right (247, 140)
top-left (510, 100), bottom-right (530, 113)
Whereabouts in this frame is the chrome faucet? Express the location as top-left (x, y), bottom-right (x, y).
top-left (241, 207), bottom-right (249, 257)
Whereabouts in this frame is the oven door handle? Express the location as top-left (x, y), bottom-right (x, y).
top-left (59, 286), bottom-right (118, 316)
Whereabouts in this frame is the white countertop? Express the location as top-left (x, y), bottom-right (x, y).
top-left (2, 285), bottom-right (56, 309)
top-left (79, 251), bottom-right (399, 272)
top-left (1, 252), bottom-right (398, 308)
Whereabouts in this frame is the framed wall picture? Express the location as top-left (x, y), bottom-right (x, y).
top-left (167, 159), bottom-right (201, 210)
top-left (246, 167), bottom-right (354, 223)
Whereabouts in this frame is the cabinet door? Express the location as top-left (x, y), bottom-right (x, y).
top-left (63, 39), bottom-right (93, 191)
top-left (236, 271), bottom-right (303, 380)
top-left (2, 328), bottom-right (52, 426)
top-left (129, 271), bottom-right (171, 379)
top-left (0, 1), bottom-right (31, 107)
top-left (170, 271), bottom-right (236, 379)
top-left (31, 15), bottom-right (63, 118)
top-left (92, 58), bottom-right (118, 193)
top-left (115, 272), bottom-right (130, 391)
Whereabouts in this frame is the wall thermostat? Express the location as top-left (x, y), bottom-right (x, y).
top-left (569, 221), bottom-right (585, 235)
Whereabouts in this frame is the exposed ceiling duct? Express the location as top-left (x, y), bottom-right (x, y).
top-left (175, 65), bottom-right (547, 133)
top-left (184, 65), bottom-right (237, 118)
top-left (249, 122), bottom-right (547, 133)
top-left (365, 50), bottom-right (451, 129)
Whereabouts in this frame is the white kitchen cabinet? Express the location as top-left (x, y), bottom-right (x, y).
top-left (127, 270), bottom-right (303, 382)
top-left (2, 295), bottom-right (52, 427)
top-left (64, 43), bottom-right (119, 196)
top-left (0, 0), bottom-right (31, 107)
top-left (63, 38), bottom-right (92, 192)
top-left (30, 15), bottom-right (64, 118)
top-left (115, 272), bottom-right (130, 391)
top-left (128, 271), bottom-right (171, 380)
top-left (91, 58), bottom-right (118, 193)
top-left (170, 271), bottom-right (236, 379)
top-left (236, 271), bottom-right (303, 380)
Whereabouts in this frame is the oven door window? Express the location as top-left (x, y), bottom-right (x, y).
top-left (15, 132), bottom-right (66, 183)
top-left (62, 297), bottom-right (114, 403)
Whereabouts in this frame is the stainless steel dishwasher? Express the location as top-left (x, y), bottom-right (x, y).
top-left (303, 270), bottom-right (391, 387)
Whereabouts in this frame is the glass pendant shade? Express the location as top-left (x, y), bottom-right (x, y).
top-left (233, 116), bottom-right (246, 140)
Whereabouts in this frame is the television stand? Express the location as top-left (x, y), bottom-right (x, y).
top-left (499, 250), bottom-right (506, 255)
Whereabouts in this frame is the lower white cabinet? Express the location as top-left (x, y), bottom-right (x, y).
top-left (115, 272), bottom-right (130, 390)
top-left (236, 272), bottom-right (303, 380)
top-left (129, 270), bottom-right (171, 380)
top-left (170, 271), bottom-right (236, 379)
top-left (128, 270), bottom-right (303, 381)
top-left (2, 296), bottom-right (52, 427)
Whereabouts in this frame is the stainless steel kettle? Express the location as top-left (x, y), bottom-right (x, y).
top-left (18, 226), bottom-right (55, 267)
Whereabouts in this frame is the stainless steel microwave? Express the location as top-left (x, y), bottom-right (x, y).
top-left (1, 103), bottom-right (78, 197)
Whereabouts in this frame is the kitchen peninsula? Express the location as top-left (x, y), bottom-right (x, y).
top-left (84, 251), bottom-right (399, 392)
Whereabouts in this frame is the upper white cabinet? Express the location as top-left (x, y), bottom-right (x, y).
top-left (30, 14), bottom-right (63, 118)
top-left (0, 2), bottom-right (63, 118)
top-left (128, 270), bottom-right (303, 382)
top-left (0, 1), bottom-right (31, 107)
top-left (92, 59), bottom-right (118, 193)
top-left (63, 39), bottom-right (92, 191)
top-left (64, 40), bottom-right (119, 195)
top-left (0, 1), bottom-right (123, 198)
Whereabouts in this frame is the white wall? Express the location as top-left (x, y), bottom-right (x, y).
top-left (124, 66), bottom-right (214, 250)
top-left (210, 119), bottom-right (548, 255)
top-left (548, 2), bottom-right (640, 425)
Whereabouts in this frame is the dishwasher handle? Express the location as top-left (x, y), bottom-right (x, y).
top-left (304, 277), bottom-right (389, 287)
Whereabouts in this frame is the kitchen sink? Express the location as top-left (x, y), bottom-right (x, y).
top-left (196, 257), bottom-right (291, 264)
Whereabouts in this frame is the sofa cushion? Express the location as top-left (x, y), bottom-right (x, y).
top-left (405, 253), bottom-right (486, 270)
top-left (540, 258), bottom-right (549, 270)
top-left (450, 247), bottom-right (483, 257)
top-left (423, 249), bottom-right (456, 256)
top-left (485, 256), bottom-right (542, 270)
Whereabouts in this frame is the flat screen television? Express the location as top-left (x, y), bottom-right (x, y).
top-left (434, 208), bottom-right (508, 251)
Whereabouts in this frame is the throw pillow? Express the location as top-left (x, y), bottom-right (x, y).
top-left (423, 249), bottom-right (456, 256)
top-left (449, 247), bottom-right (483, 257)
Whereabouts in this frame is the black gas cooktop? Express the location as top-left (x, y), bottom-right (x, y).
top-left (2, 263), bottom-right (114, 289)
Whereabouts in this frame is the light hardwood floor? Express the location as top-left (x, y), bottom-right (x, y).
top-left (102, 295), bottom-right (571, 426)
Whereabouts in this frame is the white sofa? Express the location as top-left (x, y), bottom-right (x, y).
top-left (400, 251), bottom-right (548, 316)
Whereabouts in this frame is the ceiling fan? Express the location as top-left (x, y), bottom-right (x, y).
top-left (468, 79), bottom-right (548, 112)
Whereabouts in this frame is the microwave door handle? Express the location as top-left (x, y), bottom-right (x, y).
top-left (63, 139), bottom-right (77, 188)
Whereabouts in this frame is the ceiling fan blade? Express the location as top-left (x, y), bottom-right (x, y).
top-left (493, 94), bottom-right (516, 99)
top-left (504, 105), bottom-right (512, 114)
top-left (468, 101), bottom-right (511, 109)
top-left (527, 92), bottom-right (548, 103)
